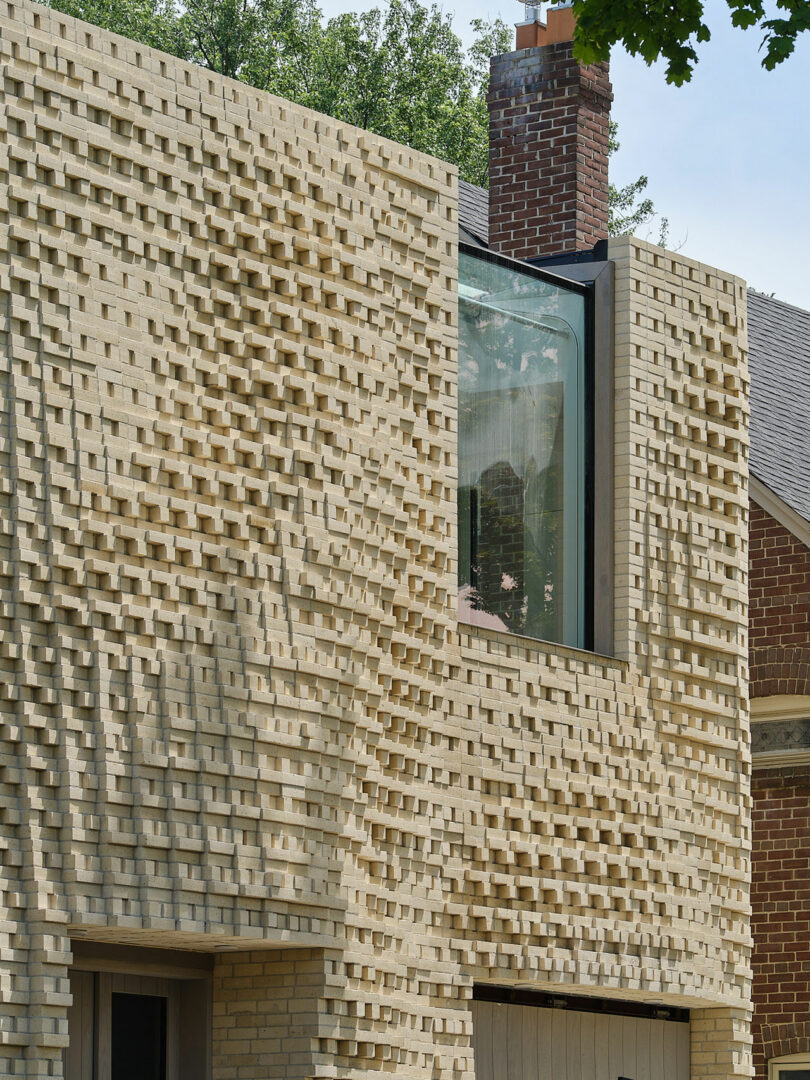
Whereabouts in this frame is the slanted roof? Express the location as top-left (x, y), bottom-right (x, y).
top-left (455, 182), bottom-right (810, 527)
top-left (459, 180), bottom-right (489, 247)
top-left (747, 291), bottom-right (810, 523)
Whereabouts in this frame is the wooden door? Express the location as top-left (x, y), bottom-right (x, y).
top-left (96, 973), bottom-right (179, 1080)
top-left (64, 971), bottom-right (199, 1080)
top-left (63, 971), bottom-right (95, 1080)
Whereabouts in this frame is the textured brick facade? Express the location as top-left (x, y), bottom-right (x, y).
top-left (751, 766), bottom-right (810, 1079)
top-left (750, 502), bottom-right (810, 698)
top-left (488, 37), bottom-right (612, 260)
top-left (0, 2), bottom-right (751, 1076)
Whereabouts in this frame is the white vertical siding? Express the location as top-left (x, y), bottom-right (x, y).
top-left (471, 1000), bottom-right (689, 1080)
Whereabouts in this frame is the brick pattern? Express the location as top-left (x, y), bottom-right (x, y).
top-left (608, 237), bottom-right (752, 1075)
top-left (213, 949), bottom-right (330, 1078)
top-left (750, 502), bottom-right (810, 697)
top-left (749, 503), bottom-right (810, 1078)
top-left (692, 1008), bottom-right (755, 1079)
top-left (0, 3), bottom-right (458, 1072)
top-left (488, 42), bottom-right (612, 261)
top-left (0, 4), bottom-right (751, 1077)
top-left (759, 1020), bottom-right (810, 1067)
top-left (751, 767), bottom-right (810, 1079)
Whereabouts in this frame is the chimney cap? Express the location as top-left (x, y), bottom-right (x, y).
top-left (518, 0), bottom-right (574, 22)
top-left (515, 2), bottom-right (577, 46)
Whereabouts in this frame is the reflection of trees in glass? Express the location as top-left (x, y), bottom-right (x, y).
top-left (471, 461), bottom-right (524, 630)
top-left (458, 263), bottom-right (572, 643)
top-left (523, 408), bottom-right (563, 641)
top-left (458, 252), bottom-right (584, 647)
top-left (458, 402), bottom-right (563, 640)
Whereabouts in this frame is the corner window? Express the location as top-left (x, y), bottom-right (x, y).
top-left (458, 248), bottom-right (589, 649)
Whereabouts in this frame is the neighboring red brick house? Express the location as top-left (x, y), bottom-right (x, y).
top-left (750, 499), bottom-right (810, 702)
top-left (747, 294), bottom-right (810, 1080)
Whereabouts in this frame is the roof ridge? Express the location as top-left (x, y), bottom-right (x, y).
top-left (747, 288), bottom-right (810, 320)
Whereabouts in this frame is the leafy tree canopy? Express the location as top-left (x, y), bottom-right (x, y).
top-left (46, 0), bottom-right (664, 233)
top-left (572, 0), bottom-right (810, 85)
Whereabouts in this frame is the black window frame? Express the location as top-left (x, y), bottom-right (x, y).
top-left (458, 240), bottom-right (613, 655)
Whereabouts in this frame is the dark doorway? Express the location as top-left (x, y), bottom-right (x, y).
top-left (64, 944), bottom-right (213, 1080)
top-left (111, 992), bottom-right (168, 1080)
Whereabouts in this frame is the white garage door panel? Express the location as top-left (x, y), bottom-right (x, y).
top-left (471, 1000), bottom-right (690, 1080)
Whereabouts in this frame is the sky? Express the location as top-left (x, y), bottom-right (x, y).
top-left (319, 0), bottom-right (810, 310)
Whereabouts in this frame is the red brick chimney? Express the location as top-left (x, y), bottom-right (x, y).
top-left (488, 2), bottom-right (612, 261)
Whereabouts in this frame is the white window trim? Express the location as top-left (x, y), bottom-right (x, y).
top-left (769, 1053), bottom-right (810, 1079)
top-left (752, 696), bottom-right (810, 723)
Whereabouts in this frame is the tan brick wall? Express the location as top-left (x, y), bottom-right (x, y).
top-left (454, 240), bottom-right (752, 1075)
top-left (0, 3), bottom-right (751, 1076)
top-left (213, 949), bottom-right (331, 1079)
top-left (691, 1007), bottom-right (753, 1079)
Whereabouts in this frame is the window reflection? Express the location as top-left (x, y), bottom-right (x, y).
top-left (458, 251), bottom-right (586, 648)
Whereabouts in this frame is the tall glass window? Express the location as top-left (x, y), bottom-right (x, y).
top-left (458, 249), bottom-right (588, 649)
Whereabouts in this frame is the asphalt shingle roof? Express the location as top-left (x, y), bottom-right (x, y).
top-left (456, 182), bottom-right (810, 525)
top-left (747, 290), bottom-right (810, 522)
top-left (458, 180), bottom-right (489, 246)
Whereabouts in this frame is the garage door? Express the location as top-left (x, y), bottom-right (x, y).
top-left (472, 998), bottom-right (689, 1080)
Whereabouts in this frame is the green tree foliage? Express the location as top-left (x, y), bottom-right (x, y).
top-left (49, 0), bottom-right (188, 54)
top-left (306, 5), bottom-right (511, 182)
top-left (572, 0), bottom-right (810, 85)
